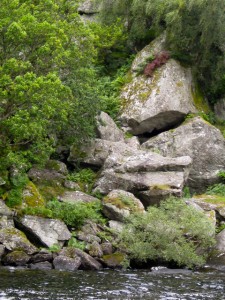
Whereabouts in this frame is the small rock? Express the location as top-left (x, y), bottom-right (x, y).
top-left (74, 248), bottom-right (102, 270)
top-left (102, 252), bottom-right (127, 268)
top-left (101, 242), bottom-right (113, 255)
top-left (30, 261), bottom-right (53, 270)
top-left (2, 250), bottom-right (30, 266)
top-left (88, 241), bottom-right (103, 258)
top-left (53, 255), bottom-right (81, 271)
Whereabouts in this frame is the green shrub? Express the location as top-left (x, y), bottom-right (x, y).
top-left (67, 237), bottom-right (86, 250)
top-left (67, 168), bottom-right (97, 193)
top-left (6, 188), bottom-right (23, 208)
top-left (206, 183), bottom-right (225, 196)
top-left (119, 197), bottom-right (215, 269)
top-left (46, 199), bottom-right (105, 229)
top-left (22, 206), bottom-right (52, 218)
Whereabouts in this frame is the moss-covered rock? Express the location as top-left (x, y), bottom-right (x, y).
top-left (22, 181), bottom-right (45, 208)
top-left (102, 190), bottom-right (145, 221)
top-left (0, 227), bottom-right (37, 254)
top-left (2, 250), bottom-right (30, 266)
top-left (102, 252), bottom-right (128, 268)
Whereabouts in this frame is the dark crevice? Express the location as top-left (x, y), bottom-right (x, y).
top-left (136, 115), bottom-right (186, 144)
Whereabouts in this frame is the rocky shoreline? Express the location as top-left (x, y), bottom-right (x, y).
top-left (1, 35), bottom-right (225, 272)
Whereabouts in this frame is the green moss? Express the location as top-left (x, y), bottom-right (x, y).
top-left (102, 252), bottom-right (128, 268)
top-left (38, 184), bottom-right (66, 201)
top-left (23, 181), bottom-right (45, 207)
top-left (192, 83), bottom-right (210, 113)
top-left (196, 194), bottom-right (225, 206)
top-left (104, 194), bottom-right (141, 212)
top-left (150, 184), bottom-right (170, 191)
top-left (176, 81), bottom-right (184, 87)
top-left (45, 160), bottom-right (62, 172)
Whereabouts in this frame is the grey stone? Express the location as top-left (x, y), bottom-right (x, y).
top-left (53, 255), bottom-right (81, 271)
top-left (0, 227), bottom-right (37, 254)
top-left (45, 160), bottom-right (68, 175)
top-left (88, 241), bottom-right (103, 258)
top-left (28, 168), bottom-right (65, 185)
top-left (30, 261), bottom-right (53, 270)
top-left (16, 215), bottom-right (71, 248)
top-left (216, 229), bottom-right (225, 252)
top-left (77, 232), bottom-right (101, 244)
top-left (30, 252), bottom-right (53, 263)
top-left (131, 33), bottom-right (167, 72)
top-left (68, 139), bottom-right (134, 167)
top-left (59, 191), bottom-right (99, 204)
top-left (78, 0), bottom-right (100, 14)
top-left (94, 149), bottom-right (192, 205)
top-left (63, 180), bottom-right (80, 190)
top-left (0, 200), bottom-right (13, 217)
top-left (101, 242), bottom-right (113, 255)
top-left (2, 250), bottom-right (30, 266)
top-left (96, 111), bottom-right (124, 142)
top-left (0, 216), bottom-right (14, 229)
top-left (74, 248), bottom-right (102, 270)
top-left (142, 117), bottom-right (225, 192)
top-left (120, 58), bottom-right (197, 135)
top-left (108, 220), bottom-right (124, 233)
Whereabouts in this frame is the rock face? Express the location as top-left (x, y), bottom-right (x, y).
top-left (214, 98), bottom-right (225, 120)
top-left (96, 111), bottom-right (124, 142)
top-left (94, 149), bottom-right (192, 205)
top-left (15, 215), bottom-right (71, 248)
top-left (141, 117), bottom-right (225, 192)
top-left (120, 58), bottom-right (197, 135)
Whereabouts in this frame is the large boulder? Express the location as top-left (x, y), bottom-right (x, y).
top-left (53, 254), bottom-right (81, 271)
top-left (141, 117), bottom-right (225, 192)
top-left (96, 111), bottom-right (125, 142)
top-left (120, 58), bottom-right (197, 135)
top-left (15, 215), bottom-right (71, 248)
top-left (94, 149), bottom-right (192, 206)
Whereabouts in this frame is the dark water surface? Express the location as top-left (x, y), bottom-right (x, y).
top-left (0, 267), bottom-right (225, 300)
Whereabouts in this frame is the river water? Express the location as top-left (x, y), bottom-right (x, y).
top-left (0, 267), bottom-right (224, 300)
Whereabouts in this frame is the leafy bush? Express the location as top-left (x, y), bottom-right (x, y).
top-left (119, 197), bottom-right (215, 268)
top-left (5, 173), bottom-right (29, 208)
top-left (67, 237), bottom-right (86, 250)
top-left (206, 183), bottom-right (225, 196)
top-left (46, 199), bottom-right (105, 229)
top-left (67, 168), bottom-right (97, 193)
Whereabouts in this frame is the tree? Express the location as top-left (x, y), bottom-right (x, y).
top-left (119, 197), bottom-right (215, 268)
top-left (0, 0), bottom-right (100, 171)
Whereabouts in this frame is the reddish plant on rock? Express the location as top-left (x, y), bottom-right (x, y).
top-left (144, 51), bottom-right (170, 77)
